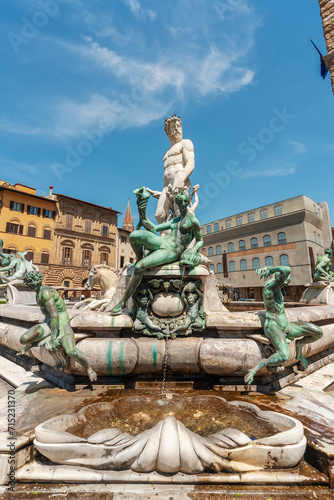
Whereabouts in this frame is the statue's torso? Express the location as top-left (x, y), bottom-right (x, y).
top-left (38, 286), bottom-right (68, 319)
top-left (263, 287), bottom-right (288, 328)
top-left (163, 140), bottom-right (187, 184)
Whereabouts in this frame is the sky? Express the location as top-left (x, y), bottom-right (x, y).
top-left (1, 0), bottom-right (333, 226)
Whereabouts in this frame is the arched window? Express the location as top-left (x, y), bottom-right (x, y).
top-left (278, 232), bottom-right (286, 244)
top-left (214, 222), bottom-right (219, 232)
top-left (216, 245), bottom-right (222, 255)
top-left (252, 258), bottom-right (260, 269)
top-left (210, 264), bottom-right (215, 273)
top-left (314, 231), bottom-right (317, 243)
top-left (240, 259), bottom-right (247, 270)
top-left (217, 263), bottom-right (222, 273)
top-left (239, 240), bottom-right (246, 251)
top-left (27, 224), bottom-right (37, 237)
top-left (251, 237), bottom-right (258, 249)
top-left (41, 252), bottom-right (50, 264)
top-left (208, 246), bottom-right (214, 256)
top-left (265, 256), bottom-right (273, 266)
top-left (228, 242), bottom-right (234, 253)
top-left (280, 254), bottom-right (289, 266)
top-left (263, 235), bottom-right (271, 247)
top-left (229, 261), bottom-right (235, 272)
top-left (43, 226), bottom-right (51, 239)
top-left (25, 250), bottom-right (34, 262)
top-left (318, 234), bottom-right (322, 246)
top-left (207, 225), bottom-right (212, 234)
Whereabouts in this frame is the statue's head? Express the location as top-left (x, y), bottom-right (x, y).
top-left (164, 115), bottom-right (182, 143)
top-left (175, 191), bottom-right (190, 210)
top-left (325, 248), bottom-right (332, 255)
top-left (23, 271), bottom-right (44, 289)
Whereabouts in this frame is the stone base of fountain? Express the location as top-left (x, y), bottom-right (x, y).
top-left (300, 281), bottom-right (334, 306)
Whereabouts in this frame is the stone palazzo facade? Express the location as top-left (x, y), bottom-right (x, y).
top-left (319, 0), bottom-right (334, 94)
top-left (202, 195), bottom-right (333, 302)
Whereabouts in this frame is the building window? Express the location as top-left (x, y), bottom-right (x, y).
top-left (313, 204), bottom-right (317, 214)
top-left (63, 247), bottom-right (72, 265)
top-left (263, 235), bottom-right (271, 247)
top-left (10, 201), bottom-right (23, 212)
top-left (260, 209), bottom-right (267, 219)
top-left (214, 222), bottom-right (219, 232)
top-left (217, 263), bottom-right (222, 273)
top-left (102, 225), bottom-right (109, 237)
top-left (120, 235), bottom-right (127, 243)
top-left (208, 246), bottom-right (214, 256)
top-left (239, 240), bottom-right (245, 251)
top-left (236, 216), bottom-right (242, 226)
top-left (100, 252), bottom-right (108, 265)
top-left (274, 205), bottom-right (282, 216)
top-left (41, 252), bottom-right (49, 264)
top-left (318, 234), bottom-right (322, 245)
top-left (216, 245), bottom-right (222, 255)
top-left (228, 242), bottom-right (234, 253)
top-left (318, 208), bottom-right (321, 218)
top-left (252, 258), bottom-right (260, 269)
top-left (66, 214), bottom-right (73, 230)
top-left (207, 225), bottom-right (212, 234)
top-left (278, 232), bottom-right (286, 244)
top-left (85, 220), bottom-right (92, 233)
top-left (43, 209), bottom-right (52, 219)
top-left (229, 261), bottom-right (235, 272)
top-left (280, 254), bottom-right (289, 266)
top-left (27, 205), bottom-right (37, 215)
top-left (25, 251), bottom-right (34, 262)
top-left (120, 256), bottom-right (125, 267)
top-left (210, 264), bottom-right (215, 273)
top-left (251, 237), bottom-right (258, 249)
top-left (27, 225), bottom-right (36, 237)
top-left (82, 250), bottom-right (91, 266)
top-left (265, 256), bottom-right (273, 266)
top-left (314, 231), bottom-right (317, 243)
top-left (43, 228), bottom-right (51, 239)
top-left (240, 259), bottom-right (247, 270)
top-left (248, 213), bottom-right (255, 223)
top-left (6, 222), bottom-right (22, 234)
top-left (226, 219), bottom-right (231, 229)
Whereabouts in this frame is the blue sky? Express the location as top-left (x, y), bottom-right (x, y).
top-left (1, 0), bottom-right (333, 226)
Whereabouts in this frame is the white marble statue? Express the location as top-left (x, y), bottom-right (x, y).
top-left (147, 115), bottom-right (195, 223)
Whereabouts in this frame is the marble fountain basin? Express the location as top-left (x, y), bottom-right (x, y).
top-left (34, 394), bottom-right (306, 474)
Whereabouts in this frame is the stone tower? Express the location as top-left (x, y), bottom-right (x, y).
top-left (122, 199), bottom-right (134, 232)
top-left (318, 0), bottom-right (334, 94)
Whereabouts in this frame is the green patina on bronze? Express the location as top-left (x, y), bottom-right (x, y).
top-left (106, 340), bottom-right (113, 375)
top-left (118, 341), bottom-right (126, 375)
top-left (110, 188), bottom-right (203, 314)
top-left (313, 248), bottom-right (334, 282)
top-left (152, 344), bottom-right (157, 369)
top-left (18, 271), bottom-right (97, 383)
top-left (245, 266), bottom-right (323, 385)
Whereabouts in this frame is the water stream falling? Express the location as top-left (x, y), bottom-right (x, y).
top-left (161, 337), bottom-right (170, 395)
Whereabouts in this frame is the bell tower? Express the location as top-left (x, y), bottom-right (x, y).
top-left (319, 0), bottom-right (334, 93)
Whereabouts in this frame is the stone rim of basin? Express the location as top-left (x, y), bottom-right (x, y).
top-left (34, 395), bottom-right (306, 474)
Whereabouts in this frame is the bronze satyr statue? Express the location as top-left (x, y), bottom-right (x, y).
top-left (18, 271), bottom-right (97, 382)
top-left (245, 266), bottom-right (323, 385)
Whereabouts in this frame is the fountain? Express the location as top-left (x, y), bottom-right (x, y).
top-left (0, 116), bottom-right (333, 494)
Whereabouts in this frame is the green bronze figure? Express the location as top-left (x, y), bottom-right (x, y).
top-left (18, 271), bottom-right (97, 382)
top-left (244, 266), bottom-right (323, 385)
top-left (172, 281), bottom-right (206, 337)
top-left (133, 284), bottom-right (163, 338)
top-left (313, 248), bottom-right (334, 282)
top-left (110, 189), bottom-right (203, 314)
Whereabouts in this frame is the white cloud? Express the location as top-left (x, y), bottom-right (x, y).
top-left (242, 162), bottom-right (297, 178)
top-left (122, 0), bottom-right (156, 21)
top-left (0, 157), bottom-right (38, 175)
top-left (286, 141), bottom-right (306, 153)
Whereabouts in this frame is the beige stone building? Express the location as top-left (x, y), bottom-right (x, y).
top-left (318, 0), bottom-right (334, 94)
top-left (202, 195), bottom-right (332, 301)
top-left (44, 191), bottom-right (119, 289)
top-left (116, 200), bottom-right (135, 269)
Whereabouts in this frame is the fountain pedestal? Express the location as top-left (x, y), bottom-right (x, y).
top-left (300, 281), bottom-right (334, 306)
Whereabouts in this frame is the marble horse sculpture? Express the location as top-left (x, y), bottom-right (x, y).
top-left (73, 265), bottom-right (119, 311)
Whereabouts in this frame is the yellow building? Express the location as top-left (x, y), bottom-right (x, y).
top-left (0, 181), bottom-right (56, 274)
